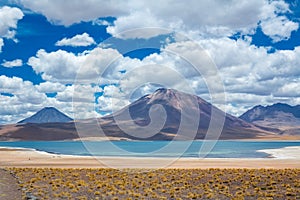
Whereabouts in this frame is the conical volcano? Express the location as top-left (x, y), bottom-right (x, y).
top-left (101, 88), bottom-right (273, 140)
top-left (18, 107), bottom-right (73, 124)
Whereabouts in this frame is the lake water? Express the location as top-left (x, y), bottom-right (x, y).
top-left (0, 141), bottom-right (299, 158)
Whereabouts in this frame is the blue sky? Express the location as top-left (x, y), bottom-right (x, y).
top-left (0, 0), bottom-right (300, 124)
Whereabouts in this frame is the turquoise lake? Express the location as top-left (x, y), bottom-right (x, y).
top-left (0, 141), bottom-right (299, 158)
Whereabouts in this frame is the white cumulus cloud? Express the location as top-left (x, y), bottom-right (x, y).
top-left (27, 47), bottom-right (139, 84)
top-left (55, 33), bottom-right (96, 47)
top-left (260, 0), bottom-right (299, 42)
top-left (28, 49), bottom-right (84, 83)
top-left (17, 0), bottom-right (300, 42)
top-left (0, 6), bottom-right (24, 50)
top-left (275, 81), bottom-right (300, 97)
top-left (20, 0), bottom-right (128, 26)
top-left (107, 0), bottom-right (265, 39)
top-left (2, 59), bottom-right (23, 67)
top-left (19, 0), bottom-right (266, 39)
top-left (0, 75), bottom-right (47, 105)
top-left (106, 10), bottom-right (171, 39)
top-left (260, 16), bottom-right (299, 42)
top-left (35, 81), bottom-right (66, 93)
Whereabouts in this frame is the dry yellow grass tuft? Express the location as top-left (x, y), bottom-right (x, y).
top-left (7, 168), bottom-right (300, 199)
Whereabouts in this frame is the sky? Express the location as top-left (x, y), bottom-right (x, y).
top-left (0, 0), bottom-right (300, 124)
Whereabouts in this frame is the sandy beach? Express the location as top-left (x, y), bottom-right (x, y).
top-left (0, 147), bottom-right (299, 169)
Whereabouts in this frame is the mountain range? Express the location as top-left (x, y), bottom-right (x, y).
top-left (240, 103), bottom-right (300, 135)
top-left (0, 88), bottom-right (299, 141)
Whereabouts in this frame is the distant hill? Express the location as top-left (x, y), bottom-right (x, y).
top-left (240, 103), bottom-right (300, 135)
top-left (18, 107), bottom-right (73, 124)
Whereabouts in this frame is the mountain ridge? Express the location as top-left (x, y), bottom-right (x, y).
top-left (240, 103), bottom-right (300, 122)
top-left (1, 88), bottom-right (298, 141)
top-left (239, 103), bottom-right (300, 135)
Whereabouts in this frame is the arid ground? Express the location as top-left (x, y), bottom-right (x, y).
top-left (4, 167), bottom-right (300, 199)
top-left (0, 148), bottom-right (299, 199)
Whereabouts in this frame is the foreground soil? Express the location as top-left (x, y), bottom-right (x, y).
top-left (0, 169), bottom-right (22, 200)
top-left (7, 168), bottom-right (300, 199)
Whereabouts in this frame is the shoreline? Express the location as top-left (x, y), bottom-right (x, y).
top-left (258, 146), bottom-right (300, 159)
top-left (0, 147), bottom-right (299, 169)
top-left (2, 137), bottom-right (300, 142)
